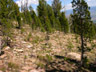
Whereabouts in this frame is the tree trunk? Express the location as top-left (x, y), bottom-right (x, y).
top-left (80, 17), bottom-right (84, 67)
top-left (45, 31), bottom-right (49, 45)
top-left (81, 33), bottom-right (84, 67)
top-left (0, 39), bottom-right (1, 55)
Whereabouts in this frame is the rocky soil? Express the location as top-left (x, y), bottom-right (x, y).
top-left (0, 24), bottom-right (96, 72)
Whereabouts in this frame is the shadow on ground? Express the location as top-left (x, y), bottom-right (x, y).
top-left (45, 55), bottom-right (96, 72)
top-left (0, 51), bottom-right (4, 56)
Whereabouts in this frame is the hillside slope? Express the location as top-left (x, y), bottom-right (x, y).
top-left (0, 24), bottom-right (96, 72)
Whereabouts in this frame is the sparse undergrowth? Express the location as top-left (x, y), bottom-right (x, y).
top-left (0, 24), bottom-right (96, 72)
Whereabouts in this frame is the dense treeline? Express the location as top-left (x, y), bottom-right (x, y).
top-left (0, 0), bottom-right (21, 35)
top-left (0, 0), bottom-right (96, 68)
top-left (0, 0), bottom-right (96, 34)
top-left (0, 0), bottom-right (69, 34)
top-left (1, 0), bottom-right (95, 35)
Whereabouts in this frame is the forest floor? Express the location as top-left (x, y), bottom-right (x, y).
top-left (0, 24), bottom-right (96, 72)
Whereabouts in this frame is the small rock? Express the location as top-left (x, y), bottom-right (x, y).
top-left (4, 46), bottom-right (10, 50)
top-left (27, 45), bottom-right (32, 48)
top-left (38, 69), bottom-right (45, 72)
top-left (14, 49), bottom-right (23, 53)
top-left (29, 69), bottom-right (39, 72)
top-left (21, 41), bottom-right (27, 44)
top-left (0, 70), bottom-right (3, 72)
top-left (17, 49), bottom-right (23, 52)
top-left (30, 69), bottom-right (45, 72)
top-left (0, 54), bottom-right (7, 59)
top-left (20, 70), bottom-right (27, 72)
top-left (22, 66), bottom-right (33, 71)
top-left (67, 52), bottom-right (81, 61)
top-left (0, 60), bottom-right (3, 65)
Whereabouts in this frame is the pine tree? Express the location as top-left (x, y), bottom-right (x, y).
top-left (21, 12), bottom-right (26, 24)
top-left (7, 0), bottom-right (15, 19)
top-left (25, 10), bottom-right (32, 24)
top-left (37, 17), bottom-right (45, 32)
top-left (37, 0), bottom-right (52, 32)
top-left (59, 12), bottom-right (69, 33)
top-left (47, 5), bottom-right (56, 29)
top-left (17, 14), bottom-right (21, 29)
top-left (0, 0), bottom-right (16, 46)
top-left (68, 15), bottom-right (73, 33)
top-left (0, 0), bottom-right (9, 19)
top-left (71, 0), bottom-right (95, 67)
top-left (21, 0), bottom-right (32, 24)
top-left (13, 3), bottom-right (21, 29)
top-left (52, 0), bottom-right (61, 18)
top-left (0, 0), bottom-right (13, 34)
top-left (52, 0), bottom-right (61, 31)
top-left (29, 6), bottom-right (38, 30)
top-left (55, 18), bottom-right (61, 31)
top-left (29, 6), bottom-right (44, 31)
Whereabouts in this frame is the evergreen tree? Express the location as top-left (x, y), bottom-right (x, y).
top-left (0, 0), bottom-right (16, 46)
top-left (0, 0), bottom-right (13, 34)
top-left (52, 0), bottom-right (61, 31)
top-left (52, 0), bottom-right (61, 18)
top-left (29, 6), bottom-right (44, 31)
top-left (25, 10), bottom-right (32, 24)
top-left (71, 0), bottom-right (95, 66)
top-left (21, 12), bottom-right (26, 24)
top-left (37, 17), bottom-right (45, 32)
top-left (7, 0), bottom-right (15, 19)
top-left (59, 12), bottom-right (69, 33)
top-left (47, 5), bottom-right (56, 29)
top-left (17, 14), bottom-right (21, 29)
top-left (37, 0), bottom-right (52, 32)
top-left (21, 0), bottom-right (32, 25)
top-left (68, 15), bottom-right (73, 33)
top-left (29, 6), bottom-right (38, 30)
top-left (13, 3), bottom-right (21, 29)
top-left (55, 18), bottom-right (61, 31)
top-left (0, 0), bottom-right (9, 19)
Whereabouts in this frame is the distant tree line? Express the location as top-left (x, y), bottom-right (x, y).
top-left (0, 0), bottom-right (95, 35)
top-left (20, 0), bottom-right (69, 33)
